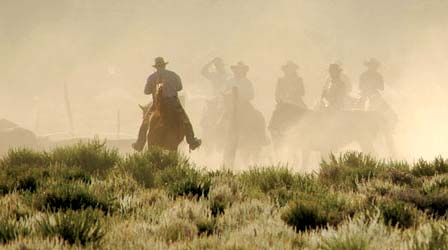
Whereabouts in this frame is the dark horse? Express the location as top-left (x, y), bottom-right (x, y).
top-left (140, 85), bottom-right (186, 151)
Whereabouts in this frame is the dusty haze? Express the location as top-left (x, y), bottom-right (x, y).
top-left (1, 0), bottom-right (448, 167)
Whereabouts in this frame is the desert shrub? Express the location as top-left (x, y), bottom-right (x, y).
top-left (422, 174), bottom-right (448, 194)
top-left (312, 215), bottom-right (399, 250)
top-left (239, 166), bottom-right (313, 206)
top-left (218, 199), bottom-right (270, 231)
top-left (158, 218), bottom-right (198, 243)
top-left (359, 179), bottom-right (398, 198)
top-left (393, 188), bottom-right (448, 217)
top-left (422, 192), bottom-right (448, 217)
top-left (281, 193), bottom-right (353, 232)
top-left (319, 152), bottom-right (385, 189)
top-left (239, 166), bottom-right (295, 193)
top-left (281, 199), bottom-right (327, 232)
top-left (386, 168), bottom-right (421, 187)
top-left (412, 157), bottom-right (448, 177)
top-left (51, 139), bottom-right (120, 176)
top-left (0, 148), bottom-right (51, 168)
top-left (0, 166), bottom-right (46, 194)
top-left (196, 217), bottom-right (216, 236)
top-left (38, 208), bottom-right (106, 246)
top-left (379, 200), bottom-right (419, 228)
top-left (209, 183), bottom-right (234, 216)
top-left (122, 148), bottom-right (188, 188)
top-left (406, 221), bottom-right (448, 250)
top-left (0, 194), bottom-right (33, 221)
top-left (157, 165), bottom-right (211, 198)
top-left (156, 199), bottom-right (214, 240)
top-left (0, 218), bottom-right (30, 244)
top-left (16, 175), bottom-right (38, 193)
top-left (35, 183), bottom-right (114, 213)
top-left (91, 168), bottom-right (140, 198)
top-left (59, 167), bottom-right (92, 184)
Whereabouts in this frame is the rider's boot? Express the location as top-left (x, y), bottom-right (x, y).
top-left (132, 122), bottom-right (148, 152)
top-left (185, 122), bottom-right (201, 151)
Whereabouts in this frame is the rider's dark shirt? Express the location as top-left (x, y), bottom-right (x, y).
top-left (145, 69), bottom-right (182, 97)
top-left (324, 78), bottom-right (348, 109)
top-left (275, 74), bottom-right (305, 107)
top-left (227, 77), bottom-right (254, 102)
top-left (359, 70), bottom-right (384, 97)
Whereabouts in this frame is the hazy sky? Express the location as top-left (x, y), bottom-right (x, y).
top-left (1, 0), bottom-right (448, 161)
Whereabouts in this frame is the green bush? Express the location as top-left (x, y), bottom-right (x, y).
top-left (195, 217), bottom-right (216, 236)
top-left (406, 221), bottom-right (448, 250)
top-left (422, 175), bottom-right (448, 194)
top-left (281, 193), bottom-right (353, 232)
top-left (0, 166), bottom-right (45, 194)
top-left (38, 208), bottom-right (106, 246)
top-left (314, 215), bottom-right (396, 250)
top-left (386, 168), bottom-right (420, 187)
top-left (239, 166), bottom-right (295, 193)
top-left (238, 166), bottom-right (315, 206)
top-left (51, 140), bottom-right (120, 176)
top-left (393, 189), bottom-right (448, 217)
top-left (0, 148), bottom-right (51, 168)
top-left (1, 140), bottom-right (119, 177)
top-left (379, 200), bottom-right (419, 228)
top-left (0, 218), bottom-right (30, 244)
top-left (281, 199), bottom-right (327, 232)
top-left (319, 152), bottom-right (385, 189)
top-left (60, 167), bottom-right (92, 184)
top-left (412, 157), bottom-right (448, 177)
top-left (122, 148), bottom-right (188, 188)
top-left (209, 184), bottom-right (235, 216)
top-left (157, 218), bottom-right (198, 243)
top-left (157, 165), bottom-right (211, 198)
top-left (35, 183), bottom-right (114, 213)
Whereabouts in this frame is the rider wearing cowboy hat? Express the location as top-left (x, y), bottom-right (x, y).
top-left (228, 61), bottom-right (254, 101)
top-left (201, 57), bottom-right (228, 96)
top-left (275, 61), bottom-right (306, 107)
top-left (132, 57), bottom-right (201, 151)
top-left (359, 58), bottom-right (384, 104)
top-left (268, 61), bottom-right (306, 139)
top-left (322, 63), bottom-right (350, 110)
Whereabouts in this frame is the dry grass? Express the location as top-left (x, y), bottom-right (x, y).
top-left (1, 146), bottom-right (448, 249)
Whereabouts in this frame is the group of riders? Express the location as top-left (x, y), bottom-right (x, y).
top-left (132, 56), bottom-right (396, 164)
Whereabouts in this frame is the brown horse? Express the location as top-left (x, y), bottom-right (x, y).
top-left (140, 84), bottom-right (186, 151)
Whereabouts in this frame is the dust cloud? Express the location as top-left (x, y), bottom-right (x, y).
top-left (1, 0), bottom-right (447, 168)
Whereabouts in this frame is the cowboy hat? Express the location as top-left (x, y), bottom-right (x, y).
top-left (329, 63), bottom-right (342, 72)
top-left (153, 57), bottom-right (168, 67)
top-left (282, 61), bottom-right (299, 71)
top-left (230, 61), bottom-right (249, 73)
top-left (364, 58), bottom-right (380, 68)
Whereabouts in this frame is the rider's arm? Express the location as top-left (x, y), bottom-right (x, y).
top-left (275, 79), bottom-right (283, 103)
top-left (174, 72), bottom-right (183, 92)
top-left (246, 80), bottom-right (255, 101)
top-left (298, 77), bottom-right (305, 97)
top-left (201, 62), bottom-right (213, 79)
top-left (144, 75), bottom-right (155, 95)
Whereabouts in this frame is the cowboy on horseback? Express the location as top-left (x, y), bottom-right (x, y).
top-left (359, 58), bottom-right (384, 109)
top-left (132, 57), bottom-right (201, 151)
top-left (321, 63), bottom-right (350, 110)
top-left (269, 61), bottom-right (307, 133)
